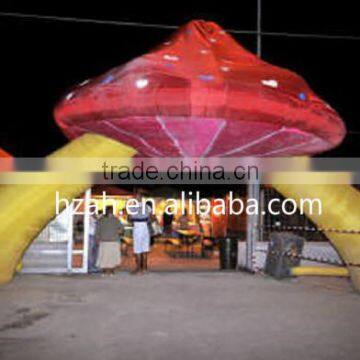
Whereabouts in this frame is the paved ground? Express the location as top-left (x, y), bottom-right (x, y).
top-left (0, 273), bottom-right (359, 360)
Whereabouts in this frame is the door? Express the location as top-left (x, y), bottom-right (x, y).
top-left (21, 189), bottom-right (91, 274)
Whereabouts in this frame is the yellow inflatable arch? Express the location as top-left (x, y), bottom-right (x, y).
top-left (0, 134), bottom-right (135, 284)
top-left (274, 184), bottom-right (360, 290)
top-left (0, 135), bottom-right (360, 291)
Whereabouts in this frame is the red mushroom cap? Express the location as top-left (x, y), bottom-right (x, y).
top-left (54, 20), bottom-right (345, 157)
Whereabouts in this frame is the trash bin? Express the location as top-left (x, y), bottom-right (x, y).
top-left (219, 237), bottom-right (238, 270)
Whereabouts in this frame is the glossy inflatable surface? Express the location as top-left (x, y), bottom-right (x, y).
top-left (1, 20), bottom-right (358, 289)
top-left (55, 20), bottom-right (345, 157)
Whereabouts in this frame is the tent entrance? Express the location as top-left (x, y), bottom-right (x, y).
top-left (89, 186), bottom-right (248, 272)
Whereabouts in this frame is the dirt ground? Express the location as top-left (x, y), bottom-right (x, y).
top-left (0, 272), bottom-right (359, 360)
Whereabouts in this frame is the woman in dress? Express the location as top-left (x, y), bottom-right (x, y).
top-left (96, 206), bottom-right (124, 275)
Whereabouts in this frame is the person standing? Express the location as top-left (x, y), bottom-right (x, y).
top-left (146, 201), bottom-right (161, 247)
top-left (178, 209), bottom-right (190, 230)
top-left (163, 211), bottom-right (174, 236)
top-left (96, 206), bottom-right (124, 275)
top-left (128, 191), bottom-right (151, 274)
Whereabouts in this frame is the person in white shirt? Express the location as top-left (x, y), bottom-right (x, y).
top-left (128, 190), bottom-right (151, 274)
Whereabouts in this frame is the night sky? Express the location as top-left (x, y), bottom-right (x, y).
top-left (0, 0), bottom-right (359, 157)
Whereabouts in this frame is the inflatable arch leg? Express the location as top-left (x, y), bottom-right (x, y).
top-left (0, 134), bottom-right (136, 284)
top-left (273, 184), bottom-right (360, 291)
top-left (291, 266), bottom-right (350, 277)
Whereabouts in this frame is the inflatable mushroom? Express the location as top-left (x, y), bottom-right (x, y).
top-left (1, 20), bottom-right (359, 289)
top-left (53, 20), bottom-right (359, 288)
top-left (54, 20), bottom-right (345, 157)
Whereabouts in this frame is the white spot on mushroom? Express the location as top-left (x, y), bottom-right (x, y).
top-left (209, 38), bottom-right (217, 43)
top-left (163, 41), bottom-right (172, 46)
top-left (163, 54), bottom-right (179, 61)
top-left (219, 30), bottom-right (226, 35)
top-left (200, 49), bottom-right (210, 55)
top-left (220, 66), bottom-right (230, 72)
top-left (135, 78), bottom-right (149, 89)
top-left (65, 92), bottom-right (74, 100)
top-left (79, 79), bottom-right (90, 86)
top-left (261, 79), bottom-right (279, 88)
